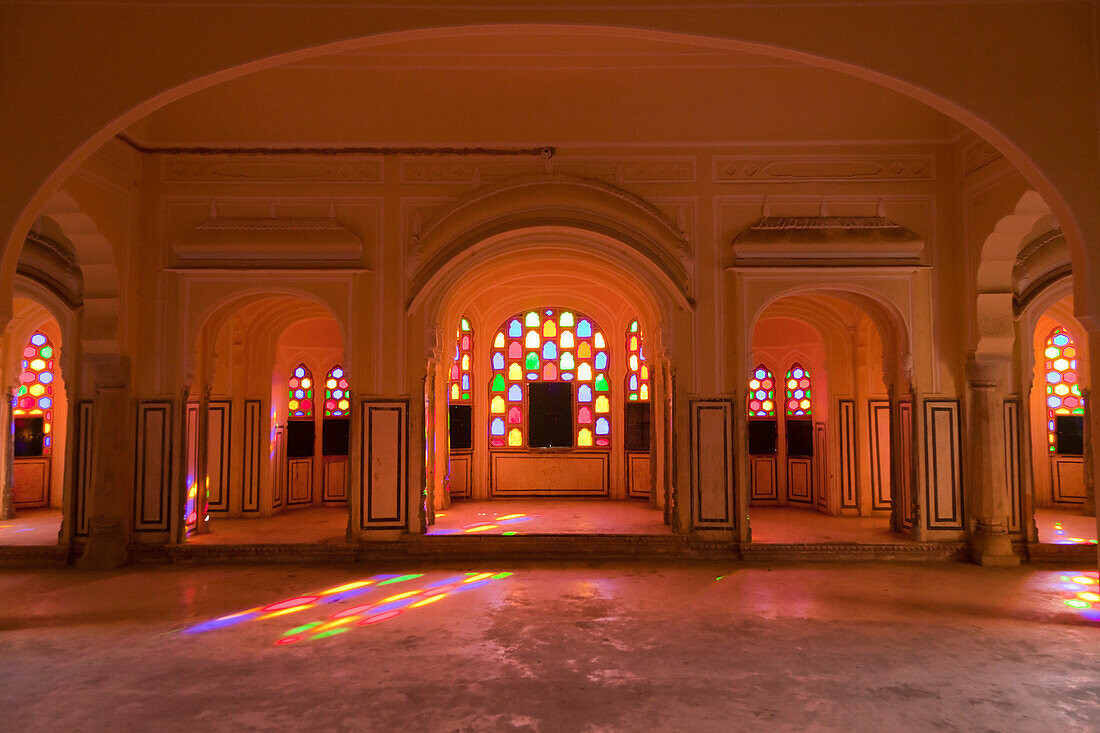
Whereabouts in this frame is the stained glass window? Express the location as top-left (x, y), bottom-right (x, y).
top-left (13, 332), bottom-right (55, 455)
top-left (1043, 325), bottom-right (1084, 452)
top-left (449, 317), bottom-right (473, 404)
top-left (784, 363), bottom-right (812, 417)
top-left (489, 308), bottom-right (610, 448)
top-left (626, 319), bottom-right (650, 401)
top-left (323, 365), bottom-right (351, 417)
top-left (747, 364), bottom-right (776, 418)
top-left (288, 363), bottom-right (314, 418)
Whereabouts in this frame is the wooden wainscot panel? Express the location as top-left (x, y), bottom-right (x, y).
top-left (1001, 400), bottom-right (1022, 532)
top-left (750, 455), bottom-right (778, 502)
top-left (786, 458), bottom-right (812, 504)
top-left (206, 401), bottom-right (232, 513)
top-left (287, 458), bottom-right (313, 505)
top-left (869, 400), bottom-right (893, 510)
top-left (690, 399), bottom-right (734, 529)
top-left (838, 400), bottom-right (858, 509)
top-left (813, 422), bottom-right (827, 510)
top-left (359, 400), bottom-right (408, 529)
top-left (12, 458), bottom-right (49, 507)
top-left (448, 452), bottom-right (472, 499)
top-left (323, 459), bottom-right (348, 503)
top-left (491, 453), bottom-right (609, 497)
top-left (923, 400), bottom-right (963, 530)
top-left (627, 453), bottom-right (651, 499)
top-left (898, 401), bottom-right (915, 529)
top-left (241, 400), bottom-right (262, 514)
top-left (1051, 457), bottom-right (1086, 503)
top-left (133, 401), bottom-right (174, 533)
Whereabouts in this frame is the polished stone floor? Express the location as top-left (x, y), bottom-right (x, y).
top-left (749, 506), bottom-right (905, 544)
top-left (0, 562), bottom-right (1096, 731)
top-left (188, 506), bottom-right (350, 545)
top-left (430, 499), bottom-right (669, 535)
top-left (0, 508), bottom-right (62, 545)
top-left (1035, 508), bottom-right (1099, 545)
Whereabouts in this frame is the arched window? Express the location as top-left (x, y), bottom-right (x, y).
top-left (1043, 325), bottom-right (1084, 453)
top-left (288, 363), bottom-right (314, 418)
top-left (323, 366), bottom-right (351, 417)
top-left (13, 331), bottom-right (56, 456)
top-left (626, 319), bottom-right (649, 402)
top-left (747, 364), bottom-right (776, 418)
top-left (449, 317), bottom-right (473, 404)
top-left (490, 308), bottom-right (610, 449)
top-left (784, 363), bottom-right (812, 417)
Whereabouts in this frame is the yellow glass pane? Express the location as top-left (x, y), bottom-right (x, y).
top-left (630, 355), bottom-right (639, 371)
top-left (508, 428), bottom-right (523, 447)
top-left (289, 400), bottom-right (299, 410)
top-left (494, 332), bottom-right (505, 348)
top-left (29, 384), bottom-right (44, 396)
top-left (450, 384), bottom-right (459, 400)
top-left (543, 320), bottom-right (557, 338)
top-left (301, 378), bottom-right (312, 389)
top-left (1054, 383), bottom-right (1070, 396)
top-left (578, 429), bottom-right (593, 447)
top-left (640, 365), bottom-right (649, 379)
top-left (326, 378), bottom-right (337, 389)
top-left (595, 396), bottom-right (610, 413)
top-left (29, 359), bottom-right (46, 372)
top-left (640, 384), bottom-right (649, 400)
top-left (461, 355), bottom-right (470, 370)
top-left (338, 400), bottom-right (349, 410)
top-left (508, 363), bottom-right (522, 380)
top-left (578, 343), bottom-right (592, 359)
top-left (491, 396), bottom-right (505, 413)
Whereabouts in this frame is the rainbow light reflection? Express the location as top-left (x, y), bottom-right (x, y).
top-left (181, 571), bottom-right (513, 645)
top-left (1049, 521), bottom-right (1098, 545)
top-left (428, 512), bottom-right (541, 535)
top-left (1054, 570), bottom-right (1100, 622)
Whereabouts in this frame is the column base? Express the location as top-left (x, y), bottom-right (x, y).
top-left (970, 528), bottom-right (1021, 567)
top-left (77, 520), bottom-right (130, 569)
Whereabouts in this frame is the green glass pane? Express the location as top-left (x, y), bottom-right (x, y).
top-left (460, 318), bottom-right (470, 332)
top-left (461, 393), bottom-right (471, 400)
top-left (559, 312), bottom-right (574, 327)
top-left (40, 346), bottom-right (53, 358)
top-left (525, 352), bottom-right (540, 370)
top-left (629, 320), bottom-right (638, 333)
top-left (525, 311), bottom-right (540, 327)
top-left (491, 374), bottom-right (506, 392)
top-left (629, 394), bottom-right (638, 401)
top-left (594, 374), bottom-right (609, 392)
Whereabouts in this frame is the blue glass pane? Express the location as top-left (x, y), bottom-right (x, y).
top-left (629, 375), bottom-right (638, 390)
top-left (490, 418), bottom-right (505, 436)
top-left (492, 353), bottom-right (504, 370)
top-left (508, 320), bottom-right (522, 338)
top-left (594, 352), bottom-right (607, 370)
top-left (508, 384), bottom-right (522, 401)
top-left (39, 372), bottom-right (53, 384)
top-left (542, 342), bottom-right (557, 360)
top-left (461, 375), bottom-right (470, 390)
top-left (577, 320), bottom-right (592, 338)
top-left (578, 385), bottom-right (592, 402)
top-left (595, 417), bottom-right (609, 435)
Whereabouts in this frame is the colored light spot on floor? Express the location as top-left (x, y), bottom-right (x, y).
top-left (1073, 576), bottom-right (1099, 585)
top-left (1065, 599), bottom-right (1090, 609)
top-left (359, 610), bottom-right (402, 625)
top-left (502, 531), bottom-right (516, 535)
top-left (259, 604), bottom-right (314, 620)
top-left (380, 590), bottom-right (421, 603)
top-left (465, 524), bottom-right (498, 533)
top-left (1078, 592), bottom-right (1100, 602)
top-left (410, 594), bottom-right (448, 608)
top-left (284, 621), bottom-right (322, 636)
top-left (275, 636), bottom-right (302, 645)
top-left (376, 574), bottom-right (423, 586)
top-left (262, 595), bottom-right (320, 612)
top-left (313, 616), bottom-right (361, 633)
top-left (495, 514), bottom-right (525, 521)
top-left (491, 572), bottom-right (513, 579)
top-left (465, 572), bottom-right (494, 583)
top-left (321, 580), bottom-right (374, 595)
top-left (311, 628), bottom-right (351, 640)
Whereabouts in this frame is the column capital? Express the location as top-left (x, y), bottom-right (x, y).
top-left (965, 352), bottom-right (1010, 389)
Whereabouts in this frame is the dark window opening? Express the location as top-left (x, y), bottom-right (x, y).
top-left (287, 419), bottom-right (315, 458)
top-left (528, 382), bottom-right (573, 448)
top-left (1054, 414), bottom-right (1084, 456)
top-left (13, 417), bottom-right (44, 458)
top-left (786, 419), bottom-right (814, 457)
top-left (448, 404), bottom-right (473, 452)
top-left (626, 402), bottom-right (651, 452)
top-left (322, 418), bottom-right (350, 456)
top-left (748, 419), bottom-right (777, 455)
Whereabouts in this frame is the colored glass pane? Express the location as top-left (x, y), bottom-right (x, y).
top-left (323, 365), bottom-right (351, 417)
top-left (1043, 325), bottom-right (1086, 452)
top-left (748, 364), bottom-right (776, 418)
top-left (288, 363), bottom-right (314, 418)
top-left (625, 319), bottom-right (650, 402)
top-left (784, 363), bottom-right (812, 416)
top-left (12, 331), bottom-right (56, 455)
top-left (488, 307), bottom-right (609, 448)
top-left (449, 317), bottom-right (474, 405)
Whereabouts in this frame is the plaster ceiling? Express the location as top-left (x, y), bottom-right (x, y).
top-left (125, 31), bottom-right (964, 146)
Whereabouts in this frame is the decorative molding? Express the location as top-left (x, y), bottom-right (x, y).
top-left (690, 398), bottom-right (734, 528)
top-left (133, 401), bottom-right (174, 534)
top-left (163, 158), bottom-right (383, 183)
top-left (733, 215), bottom-right (923, 261)
top-left (715, 155), bottom-right (934, 183)
top-left (73, 401), bottom-right (94, 538)
top-left (962, 139), bottom-right (1003, 176)
top-left (923, 399), bottom-right (964, 531)
top-left (175, 215), bottom-right (363, 264)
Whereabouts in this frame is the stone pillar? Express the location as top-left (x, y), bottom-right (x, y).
top-left (193, 383), bottom-right (211, 534)
top-left (77, 355), bottom-right (132, 569)
top-left (0, 390), bottom-right (14, 520)
top-left (965, 353), bottom-right (1019, 566)
top-left (886, 382), bottom-right (902, 533)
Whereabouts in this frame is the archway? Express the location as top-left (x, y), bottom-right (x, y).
top-left (744, 289), bottom-right (915, 544)
top-left (182, 293), bottom-right (352, 545)
top-left (414, 223), bottom-right (688, 536)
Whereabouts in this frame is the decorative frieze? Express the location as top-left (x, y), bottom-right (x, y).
top-left (714, 155), bottom-right (934, 183)
top-left (163, 158), bottom-right (383, 183)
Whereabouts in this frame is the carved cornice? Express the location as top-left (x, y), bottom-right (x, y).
top-left (24, 230), bottom-right (79, 269)
top-left (732, 215), bottom-right (923, 262)
top-left (715, 155), bottom-right (934, 183)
